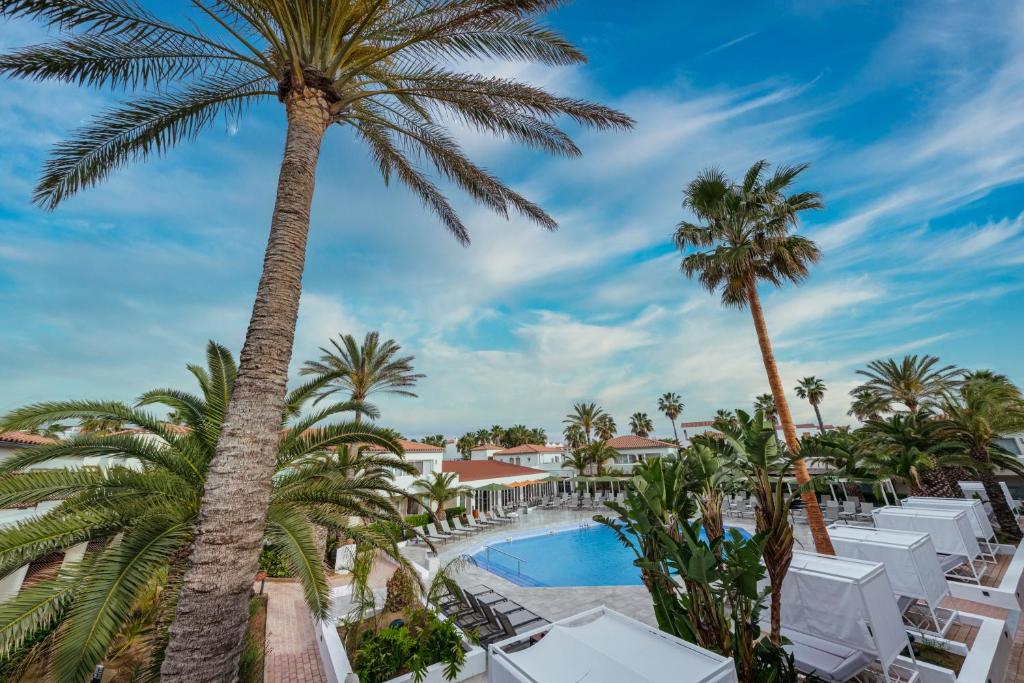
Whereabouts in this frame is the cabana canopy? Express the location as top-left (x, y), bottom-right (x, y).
top-left (781, 552), bottom-right (909, 672)
top-left (827, 525), bottom-right (948, 607)
top-left (872, 506), bottom-right (980, 559)
top-left (902, 497), bottom-right (995, 541)
top-left (488, 607), bottom-right (738, 683)
top-left (959, 480), bottom-right (1018, 512)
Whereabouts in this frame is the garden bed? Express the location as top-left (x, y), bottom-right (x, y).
top-left (239, 593), bottom-right (268, 683)
top-left (911, 641), bottom-right (965, 676)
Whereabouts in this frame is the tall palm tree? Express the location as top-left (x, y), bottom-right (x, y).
top-left (563, 424), bottom-right (587, 452)
top-left (420, 434), bottom-right (445, 448)
top-left (941, 374), bottom-right (1024, 541)
top-left (502, 424), bottom-right (532, 448)
top-left (794, 377), bottom-right (827, 432)
top-left (848, 388), bottom-right (887, 422)
top-left (675, 160), bottom-right (833, 554)
top-left (657, 392), bottom-right (684, 443)
top-left (411, 472), bottom-right (469, 520)
top-left (489, 425), bottom-right (506, 445)
top-left (0, 3), bottom-right (631, 674)
top-left (851, 355), bottom-right (961, 413)
top-left (562, 448), bottom-right (591, 478)
top-left (628, 412), bottom-right (654, 438)
top-left (563, 402), bottom-right (607, 446)
top-left (0, 342), bottom-right (413, 680)
top-left (594, 414), bottom-right (617, 441)
top-left (456, 433), bottom-right (476, 460)
top-left (527, 427), bottom-right (547, 444)
top-left (301, 332), bottom-right (424, 422)
top-left (78, 416), bottom-right (125, 435)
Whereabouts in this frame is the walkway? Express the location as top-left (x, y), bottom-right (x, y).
top-left (263, 580), bottom-right (327, 683)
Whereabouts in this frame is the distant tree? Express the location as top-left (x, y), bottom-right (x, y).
top-left (753, 394), bottom-right (777, 423)
top-left (78, 416), bottom-right (125, 435)
top-left (473, 429), bottom-right (491, 446)
top-left (628, 412), bottom-right (654, 437)
top-left (456, 434), bottom-right (476, 460)
top-left (563, 402), bottom-right (607, 445)
top-left (657, 392), bottom-right (684, 443)
top-left (29, 422), bottom-right (68, 439)
top-left (794, 377), bottom-right (827, 432)
top-left (563, 424), bottom-right (586, 452)
top-left (594, 414), bottom-right (617, 441)
top-left (848, 389), bottom-right (887, 422)
top-left (489, 425), bottom-right (506, 444)
top-left (562, 448), bottom-right (591, 478)
top-left (714, 409), bottom-right (738, 429)
top-left (421, 434), bottom-right (445, 448)
top-left (587, 441), bottom-right (619, 476)
top-left (527, 427), bottom-right (548, 444)
top-left (412, 472), bottom-right (470, 520)
top-left (301, 332), bottom-right (424, 423)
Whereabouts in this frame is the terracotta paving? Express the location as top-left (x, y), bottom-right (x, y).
top-left (262, 580), bottom-right (327, 683)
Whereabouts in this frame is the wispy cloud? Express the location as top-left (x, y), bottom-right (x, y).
top-left (699, 31), bottom-right (761, 57)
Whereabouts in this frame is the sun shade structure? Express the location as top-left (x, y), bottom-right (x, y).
top-left (487, 606), bottom-right (738, 683)
top-left (959, 480), bottom-right (1018, 508)
top-left (902, 497), bottom-right (997, 559)
top-left (872, 506), bottom-right (987, 584)
top-left (828, 525), bottom-right (955, 636)
top-left (780, 551), bottom-right (916, 683)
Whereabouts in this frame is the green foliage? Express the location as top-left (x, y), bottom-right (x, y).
top-left (444, 506), bottom-right (466, 520)
top-left (353, 608), bottom-right (465, 683)
top-left (383, 569), bottom-right (417, 614)
top-left (238, 595), bottom-right (268, 683)
top-left (258, 545), bottom-right (290, 578)
top-left (0, 341), bottom-right (415, 676)
top-left (405, 514), bottom-right (432, 530)
top-left (421, 434), bottom-right (446, 448)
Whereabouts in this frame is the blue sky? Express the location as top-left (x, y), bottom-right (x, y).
top-left (1, 0), bottom-right (1023, 440)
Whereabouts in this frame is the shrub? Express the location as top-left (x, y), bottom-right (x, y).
top-left (444, 506), bottom-right (465, 520)
top-left (238, 594), bottom-right (268, 683)
top-left (383, 568), bottom-right (416, 614)
top-left (258, 545), bottom-right (290, 578)
top-left (405, 513), bottom-right (431, 528)
top-left (353, 608), bottom-right (465, 683)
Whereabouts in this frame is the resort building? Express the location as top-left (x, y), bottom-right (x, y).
top-left (467, 444), bottom-right (503, 461)
top-left (603, 435), bottom-right (678, 472)
top-left (441, 460), bottom-right (552, 511)
top-left (492, 443), bottom-right (568, 472)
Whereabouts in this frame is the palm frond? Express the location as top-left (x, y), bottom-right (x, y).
top-left (0, 509), bottom-right (123, 578)
top-left (264, 505), bottom-right (328, 619)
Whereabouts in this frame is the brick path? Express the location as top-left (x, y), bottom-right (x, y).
top-left (263, 581), bottom-right (327, 683)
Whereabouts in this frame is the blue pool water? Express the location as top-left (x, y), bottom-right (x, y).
top-left (470, 523), bottom-right (750, 587)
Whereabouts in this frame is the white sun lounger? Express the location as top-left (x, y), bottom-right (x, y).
top-left (452, 517), bottom-right (481, 534)
top-left (440, 518), bottom-right (472, 538)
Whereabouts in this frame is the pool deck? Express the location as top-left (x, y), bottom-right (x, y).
top-left (425, 507), bottom-right (816, 627)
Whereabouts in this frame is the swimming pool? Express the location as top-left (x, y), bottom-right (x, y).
top-left (469, 523), bottom-right (750, 587)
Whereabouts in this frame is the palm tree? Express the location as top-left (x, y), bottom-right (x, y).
top-left (78, 416), bottom-right (125, 435)
top-left (713, 410), bottom-right (800, 644)
top-left (301, 332), bottom-right (424, 422)
top-left (586, 441), bottom-right (619, 476)
top-left (563, 424), bottom-right (587, 452)
top-left (502, 424), bottom-right (532, 448)
top-left (563, 402), bottom-right (608, 446)
top-left (473, 429), bottom-right (492, 446)
top-left (0, 342), bottom-right (413, 680)
top-left (562, 448), bottom-right (591, 478)
top-left (0, 3), bottom-right (631, 674)
top-left (657, 392), bottom-right (684, 443)
top-left (941, 374), bottom-right (1024, 541)
top-left (420, 434), bottom-right (445, 448)
top-left (848, 388), bottom-right (887, 422)
top-left (489, 425), bottom-right (506, 445)
top-left (527, 427), bottom-right (547, 444)
top-left (859, 412), bottom-right (973, 498)
top-left (594, 414), bottom-right (617, 441)
top-left (412, 472), bottom-right (469, 521)
top-left (713, 409), bottom-right (738, 429)
top-left (794, 377), bottom-right (827, 432)
top-left (456, 434), bottom-right (476, 460)
top-left (675, 160), bottom-right (832, 554)
top-left (29, 422), bottom-right (68, 439)
top-left (753, 394), bottom-right (778, 424)
top-left (851, 355), bottom-right (961, 413)
top-left (628, 412), bottom-right (654, 438)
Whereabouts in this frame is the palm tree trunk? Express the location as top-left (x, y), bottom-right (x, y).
top-left (670, 418), bottom-right (679, 444)
top-left (745, 278), bottom-right (834, 555)
top-left (812, 403), bottom-right (825, 432)
top-left (160, 88), bottom-right (331, 682)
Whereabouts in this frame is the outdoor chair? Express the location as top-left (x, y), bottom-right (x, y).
top-left (495, 505), bottom-right (518, 521)
top-left (420, 523), bottom-right (449, 545)
top-left (824, 500), bottom-right (840, 524)
top-left (854, 502), bottom-right (874, 521)
top-left (426, 522), bottom-right (453, 544)
top-left (478, 511), bottom-right (504, 526)
top-left (481, 600), bottom-right (546, 637)
top-left (464, 515), bottom-right (488, 532)
top-left (839, 500), bottom-right (858, 521)
top-left (440, 518), bottom-right (472, 538)
top-left (452, 517), bottom-right (480, 535)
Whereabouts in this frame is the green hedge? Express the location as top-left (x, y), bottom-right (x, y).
top-left (404, 513), bottom-right (431, 529)
top-left (444, 506), bottom-right (465, 520)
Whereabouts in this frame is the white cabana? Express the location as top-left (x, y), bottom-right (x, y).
top-left (780, 551), bottom-right (915, 683)
top-left (828, 525), bottom-right (955, 636)
top-left (959, 480), bottom-right (1019, 516)
top-left (488, 606), bottom-right (738, 683)
top-left (872, 506), bottom-right (987, 584)
top-left (902, 497), bottom-right (997, 560)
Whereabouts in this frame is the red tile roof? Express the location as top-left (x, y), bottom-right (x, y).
top-left (0, 431), bottom-right (57, 446)
top-left (605, 435), bottom-right (677, 449)
top-left (494, 444), bottom-right (564, 455)
top-left (471, 443), bottom-right (502, 451)
top-left (365, 438), bottom-right (443, 454)
top-left (680, 420), bottom-right (715, 428)
top-left (442, 460), bottom-right (547, 482)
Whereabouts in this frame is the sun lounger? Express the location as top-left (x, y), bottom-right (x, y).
top-left (426, 522), bottom-right (453, 544)
top-left (781, 628), bottom-right (873, 683)
top-left (495, 505), bottom-right (518, 520)
top-left (452, 517), bottom-right (480, 535)
top-left (440, 518), bottom-right (472, 538)
top-left (480, 511), bottom-right (507, 526)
